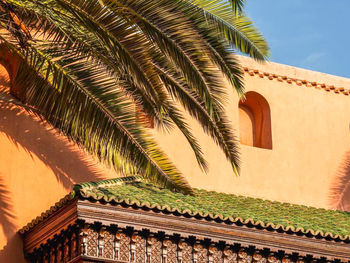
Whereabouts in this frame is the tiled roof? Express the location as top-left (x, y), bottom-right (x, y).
top-left (19, 192), bottom-right (75, 234)
top-left (20, 177), bottom-right (350, 242)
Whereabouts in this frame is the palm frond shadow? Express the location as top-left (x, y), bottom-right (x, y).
top-left (0, 176), bottom-right (17, 242)
top-left (0, 176), bottom-right (25, 263)
top-left (0, 65), bottom-right (106, 262)
top-left (0, 92), bottom-right (106, 190)
top-left (329, 151), bottom-right (350, 211)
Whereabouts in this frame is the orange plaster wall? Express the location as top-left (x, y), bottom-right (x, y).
top-left (0, 56), bottom-right (349, 262)
top-left (152, 56), bottom-right (350, 212)
top-left (0, 64), bottom-right (116, 262)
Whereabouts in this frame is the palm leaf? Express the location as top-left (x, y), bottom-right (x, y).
top-left (0, 0), bottom-right (269, 191)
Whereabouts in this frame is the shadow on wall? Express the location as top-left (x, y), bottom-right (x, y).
top-left (0, 176), bottom-right (17, 244)
top-left (0, 64), bottom-right (107, 262)
top-left (0, 65), bottom-right (24, 262)
top-left (0, 101), bottom-right (106, 189)
top-left (0, 91), bottom-right (106, 190)
top-left (0, 63), bottom-right (106, 190)
top-left (0, 177), bottom-right (24, 262)
top-left (329, 151), bottom-right (350, 211)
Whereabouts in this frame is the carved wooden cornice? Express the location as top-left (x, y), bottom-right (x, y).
top-left (22, 198), bottom-right (350, 263)
top-left (242, 67), bottom-right (350, 96)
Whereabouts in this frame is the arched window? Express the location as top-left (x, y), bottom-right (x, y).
top-left (239, 91), bottom-right (272, 149)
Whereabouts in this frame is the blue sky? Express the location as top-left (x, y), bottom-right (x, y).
top-left (245, 0), bottom-right (350, 78)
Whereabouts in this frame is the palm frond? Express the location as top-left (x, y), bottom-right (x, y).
top-left (0, 0), bottom-right (269, 191)
top-left (0, 32), bottom-right (193, 193)
top-left (185, 0), bottom-right (269, 60)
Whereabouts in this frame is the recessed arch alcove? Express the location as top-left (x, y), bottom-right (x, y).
top-left (0, 63), bottom-right (10, 93)
top-left (0, 44), bottom-right (24, 101)
top-left (238, 91), bottom-right (272, 149)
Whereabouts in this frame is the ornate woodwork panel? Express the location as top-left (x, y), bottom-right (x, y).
top-left (86, 228), bottom-right (98, 257)
top-left (180, 241), bottom-right (193, 263)
top-left (63, 237), bottom-right (70, 262)
top-left (119, 231), bottom-right (130, 261)
top-left (209, 245), bottom-right (223, 263)
top-left (164, 239), bottom-right (177, 263)
top-left (238, 249), bottom-right (252, 263)
top-left (267, 254), bottom-right (281, 263)
top-left (70, 232), bottom-right (79, 259)
top-left (280, 256), bottom-right (293, 263)
top-left (252, 252), bottom-right (267, 263)
top-left (57, 241), bottom-right (63, 263)
top-left (134, 234), bottom-right (146, 263)
top-left (43, 251), bottom-right (49, 263)
top-left (24, 223), bottom-right (346, 263)
top-left (224, 247), bottom-right (238, 263)
top-left (49, 247), bottom-right (56, 263)
top-left (194, 243), bottom-right (208, 263)
top-left (102, 230), bottom-right (114, 259)
top-left (150, 236), bottom-right (162, 263)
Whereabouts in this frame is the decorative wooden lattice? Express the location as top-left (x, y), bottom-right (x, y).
top-left (224, 247), bottom-right (238, 263)
top-left (267, 254), bottom-right (281, 263)
top-left (252, 252), bottom-right (267, 263)
top-left (164, 239), bottom-right (177, 263)
top-left (26, 224), bottom-right (335, 263)
top-left (238, 249), bottom-right (253, 263)
top-left (194, 243), bottom-right (208, 263)
top-left (180, 241), bottom-right (193, 263)
top-left (86, 228), bottom-right (98, 257)
top-left (150, 236), bottom-right (162, 263)
top-left (134, 234), bottom-right (146, 263)
top-left (211, 245), bottom-right (224, 263)
top-left (102, 230), bottom-right (114, 259)
top-left (119, 231), bottom-right (131, 261)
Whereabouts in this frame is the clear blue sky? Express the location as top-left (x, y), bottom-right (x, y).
top-left (245, 0), bottom-right (350, 78)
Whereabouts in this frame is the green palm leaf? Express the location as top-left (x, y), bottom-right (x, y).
top-left (0, 0), bottom-right (269, 192)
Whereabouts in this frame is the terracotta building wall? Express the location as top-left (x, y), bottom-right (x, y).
top-left (0, 56), bottom-right (349, 262)
top-left (153, 56), bottom-right (350, 212)
top-left (0, 64), bottom-right (117, 262)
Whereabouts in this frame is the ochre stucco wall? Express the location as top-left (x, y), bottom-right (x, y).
top-left (0, 64), bottom-right (116, 262)
top-left (152, 56), bottom-right (350, 212)
top-left (0, 56), bottom-right (349, 262)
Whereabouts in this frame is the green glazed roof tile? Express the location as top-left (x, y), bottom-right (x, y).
top-left (73, 177), bottom-right (350, 241)
top-left (20, 177), bottom-right (350, 241)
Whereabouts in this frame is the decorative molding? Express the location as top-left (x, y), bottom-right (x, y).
top-left (76, 200), bottom-right (350, 261)
top-left (22, 199), bottom-right (78, 253)
top-left (22, 199), bottom-right (350, 262)
top-left (242, 67), bottom-right (350, 96)
top-left (24, 222), bottom-right (336, 263)
top-left (19, 193), bottom-right (74, 234)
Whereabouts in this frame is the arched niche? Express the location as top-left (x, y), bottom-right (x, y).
top-left (0, 44), bottom-right (24, 101)
top-left (0, 63), bottom-right (11, 93)
top-left (238, 91), bottom-right (272, 149)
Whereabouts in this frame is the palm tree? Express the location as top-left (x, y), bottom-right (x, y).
top-left (0, 0), bottom-right (268, 194)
